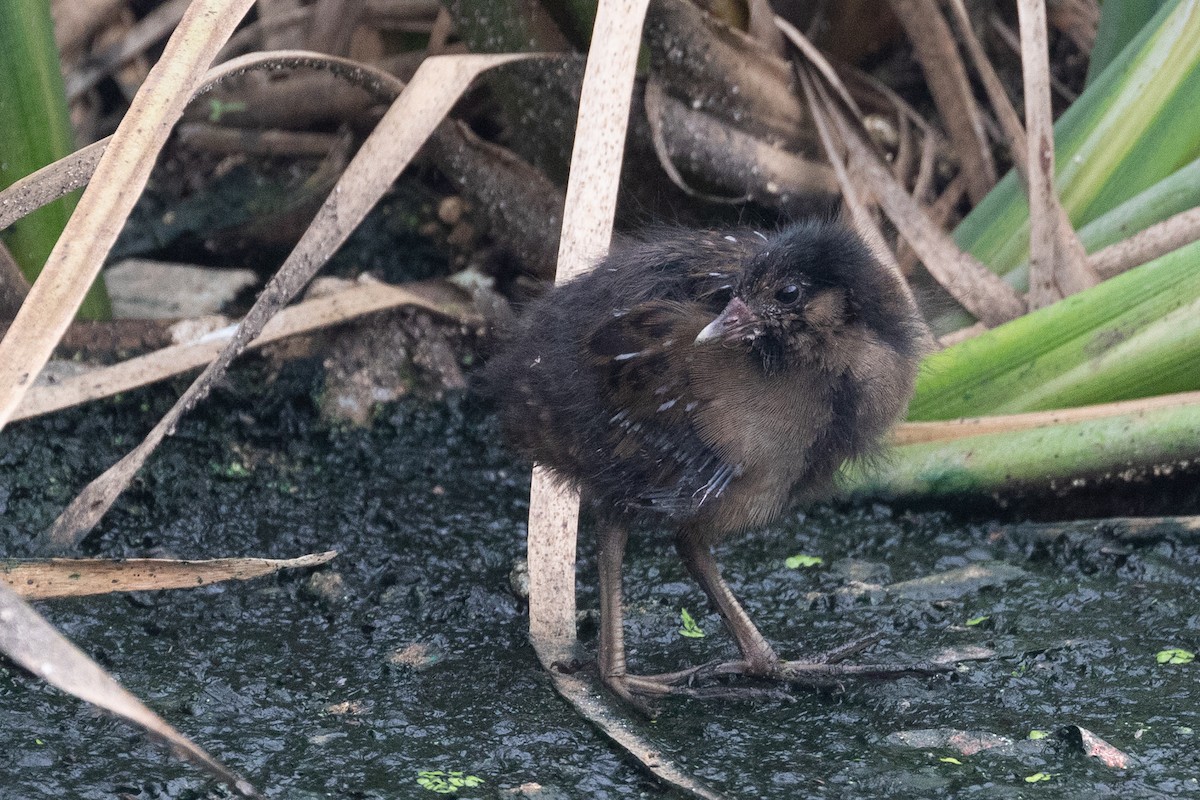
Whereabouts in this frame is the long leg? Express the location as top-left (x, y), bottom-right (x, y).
top-left (675, 527), bottom-right (779, 674)
top-left (675, 526), bottom-right (952, 687)
top-left (595, 519), bottom-right (708, 706)
top-left (595, 517), bottom-right (631, 698)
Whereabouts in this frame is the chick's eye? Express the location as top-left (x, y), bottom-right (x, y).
top-left (775, 284), bottom-right (801, 305)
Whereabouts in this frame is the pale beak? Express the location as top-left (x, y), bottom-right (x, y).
top-left (694, 297), bottom-right (758, 344)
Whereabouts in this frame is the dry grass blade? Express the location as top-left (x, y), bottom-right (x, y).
top-left (2, 551), bottom-right (337, 599)
top-left (946, 0), bottom-right (1027, 174)
top-left (38, 52), bottom-right (530, 553)
top-left (13, 279), bottom-right (474, 422)
top-left (796, 67), bottom-right (914, 313)
top-left (951, 0), bottom-right (1095, 304)
top-left (0, 0), bottom-right (256, 433)
top-left (527, 0), bottom-right (651, 653)
top-left (1090, 206), bottom-right (1200, 280)
top-left (887, 0), bottom-right (996, 203)
top-left (0, 583), bottom-right (260, 796)
top-left (773, 15), bottom-right (863, 120)
top-left (899, 173), bottom-right (967, 278)
top-left (797, 70), bottom-right (873, 237)
top-left (1017, 0), bottom-right (1098, 306)
top-left (525, 1), bottom-right (726, 796)
top-left (0, 140), bottom-right (107, 231)
top-left (911, 131), bottom-right (938, 203)
top-left (806, 76), bottom-right (1025, 326)
top-left (891, 389), bottom-right (1200, 445)
top-left (545, 670), bottom-right (730, 800)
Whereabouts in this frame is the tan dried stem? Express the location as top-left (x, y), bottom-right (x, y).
top-left (887, 0), bottom-right (996, 203)
top-left (798, 69), bottom-right (902, 280)
top-left (808, 77), bottom-right (1025, 326)
top-left (954, 0), bottom-right (1096, 307)
top-left (1018, 0), bottom-right (1098, 306)
top-left (1090, 206), bottom-right (1200, 279)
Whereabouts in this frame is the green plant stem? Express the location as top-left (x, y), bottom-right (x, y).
top-left (845, 401), bottom-right (1200, 499)
top-left (912, 238), bottom-right (1200, 420)
top-left (0, 0), bottom-right (110, 319)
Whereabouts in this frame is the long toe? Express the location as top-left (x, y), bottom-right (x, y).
top-left (776, 658), bottom-right (952, 687)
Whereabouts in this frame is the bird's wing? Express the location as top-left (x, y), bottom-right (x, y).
top-left (582, 300), bottom-right (740, 517)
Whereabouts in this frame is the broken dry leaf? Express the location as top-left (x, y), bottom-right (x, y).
top-left (1067, 725), bottom-right (1132, 769)
top-left (13, 280), bottom-right (476, 423)
top-left (40, 52), bottom-right (530, 553)
top-left (1, 551), bottom-right (336, 599)
top-left (0, 583), bottom-right (259, 796)
top-left (0, 0), bottom-right (257, 431)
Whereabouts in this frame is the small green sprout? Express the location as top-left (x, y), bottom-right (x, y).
top-left (207, 98), bottom-right (247, 123)
top-left (965, 615), bottom-right (989, 627)
top-left (1156, 648), bottom-right (1195, 665)
top-left (679, 607), bottom-right (705, 639)
top-left (785, 554), bottom-right (823, 569)
top-left (1024, 772), bottom-right (1052, 783)
top-left (416, 771), bottom-right (483, 794)
top-left (939, 756), bottom-right (962, 765)
top-left (212, 460), bottom-right (251, 479)
top-left (1028, 729), bottom-right (1049, 740)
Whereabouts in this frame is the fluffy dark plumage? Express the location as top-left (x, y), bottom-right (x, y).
top-left (482, 219), bottom-right (928, 703)
top-left (484, 220), bottom-right (924, 537)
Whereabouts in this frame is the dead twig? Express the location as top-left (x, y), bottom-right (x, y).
top-left (1018, 0), bottom-right (1098, 306)
top-left (1090, 206), bottom-right (1200, 279)
top-left (807, 75), bottom-right (1025, 326)
top-left (887, 0), bottom-right (996, 203)
top-left (2, 551), bottom-right (336, 599)
top-left (0, 583), bottom-right (260, 796)
top-left (39, 53), bottom-right (529, 553)
top-left (175, 122), bottom-right (344, 157)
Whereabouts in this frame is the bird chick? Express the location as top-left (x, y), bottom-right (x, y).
top-left (485, 220), bottom-right (929, 704)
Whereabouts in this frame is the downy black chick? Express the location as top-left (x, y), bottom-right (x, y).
top-left (485, 220), bottom-right (929, 703)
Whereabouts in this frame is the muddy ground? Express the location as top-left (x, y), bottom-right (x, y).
top-left (1, 359), bottom-right (1198, 799)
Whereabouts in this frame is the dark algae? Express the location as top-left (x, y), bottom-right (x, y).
top-left (1, 361), bottom-right (1198, 798)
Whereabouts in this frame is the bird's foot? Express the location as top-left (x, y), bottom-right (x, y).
top-left (698, 631), bottom-right (953, 688)
top-left (596, 633), bottom-right (956, 711)
top-left (599, 665), bottom-right (712, 715)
